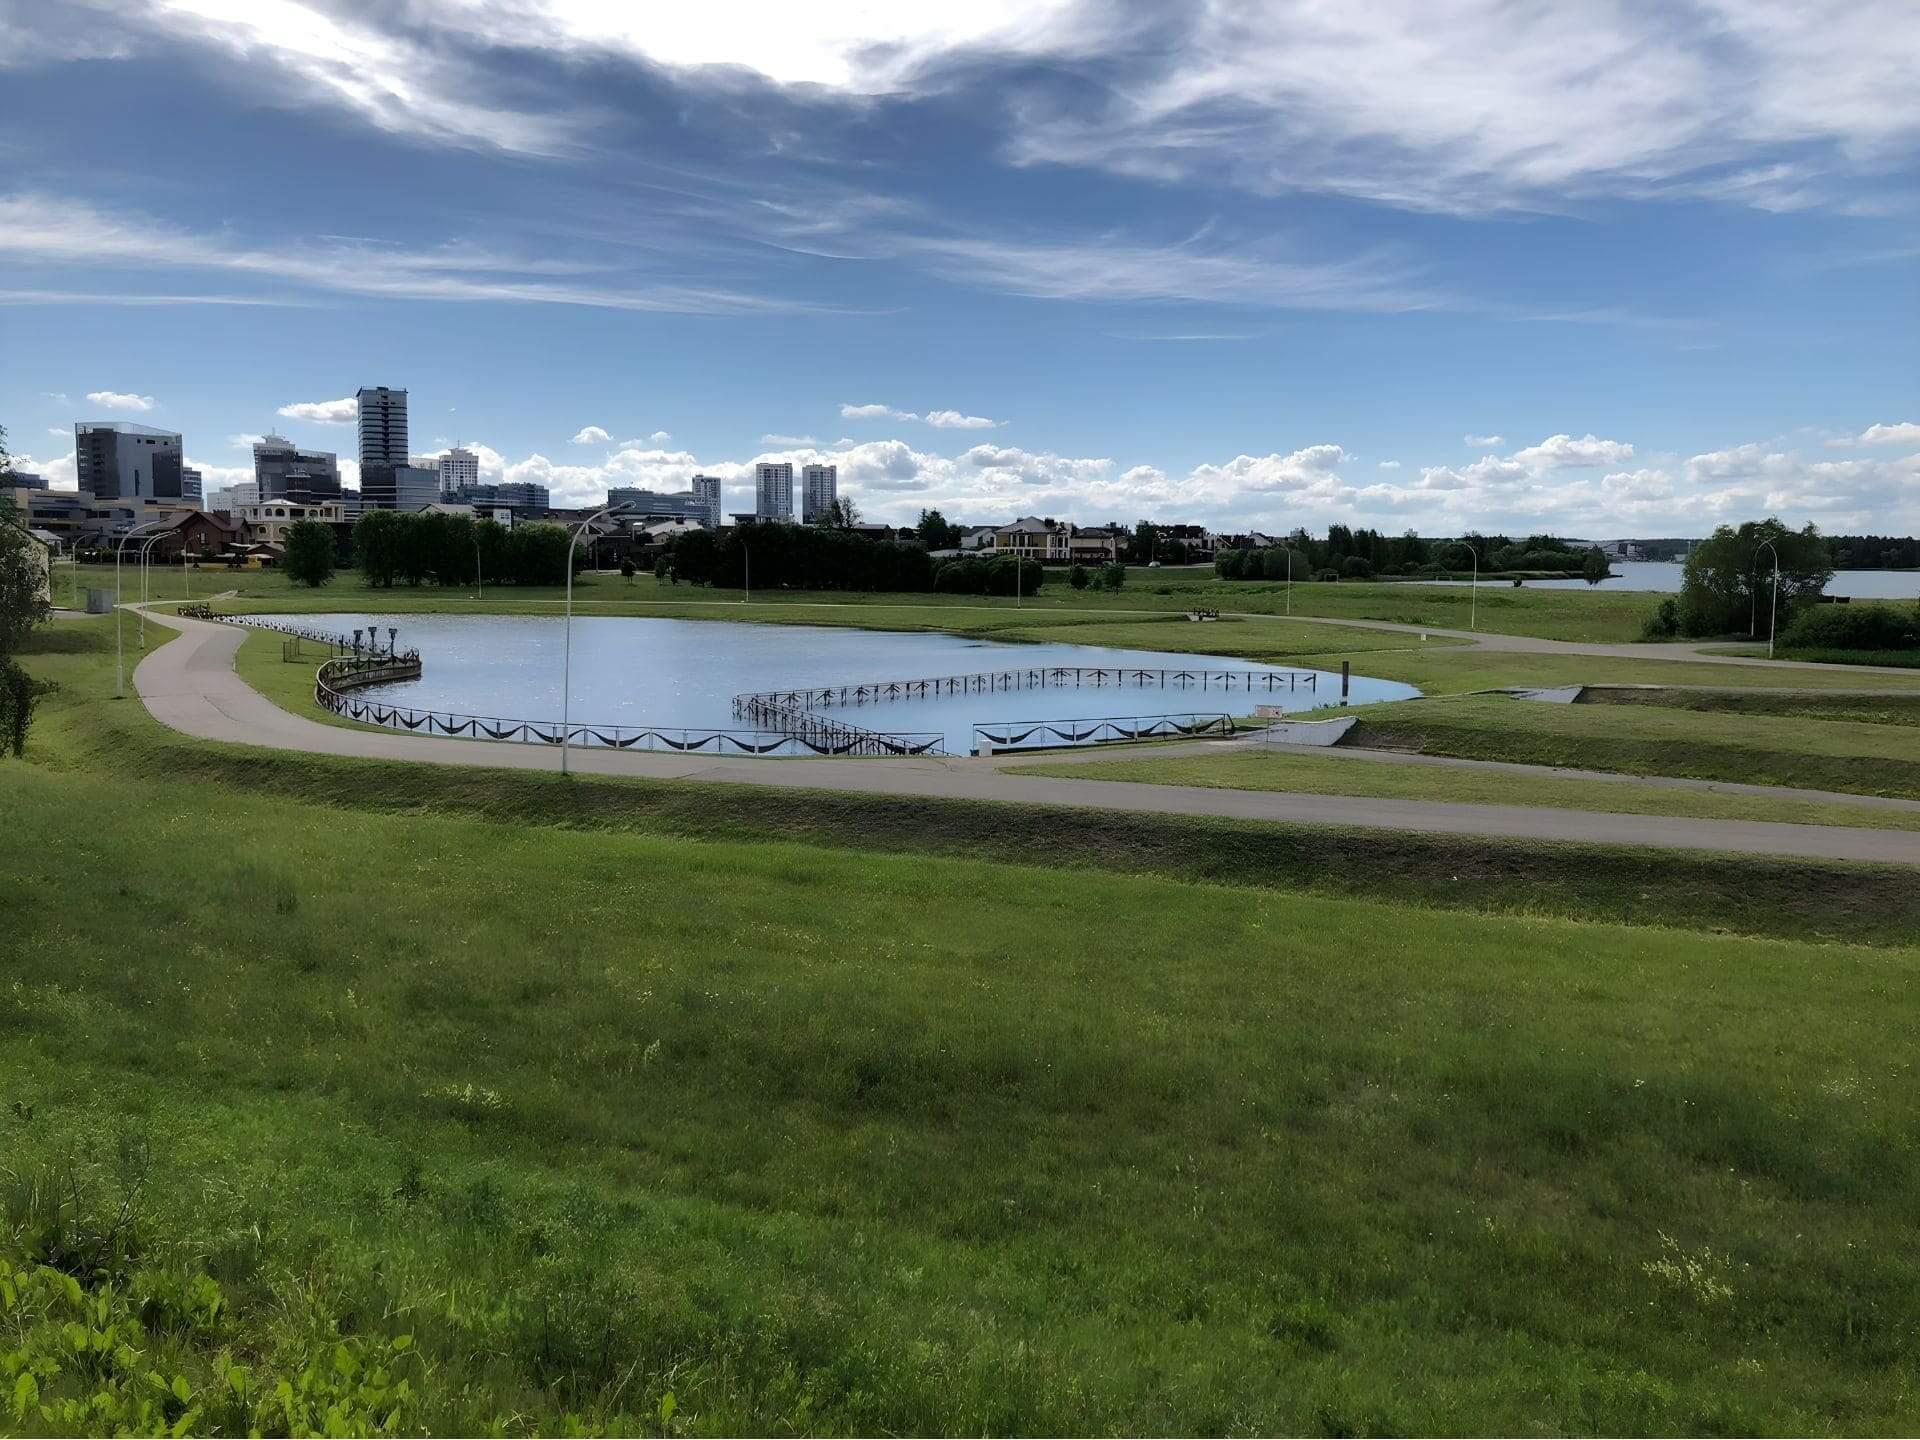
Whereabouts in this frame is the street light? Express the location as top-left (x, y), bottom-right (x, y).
top-left (1752, 538), bottom-right (1781, 660)
top-left (559, 502), bottom-right (630, 776)
top-left (1449, 540), bottom-right (1479, 631)
top-left (741, 536), bottom-right (751, 604)
top-left (114, 519), bottom-right (167, 697)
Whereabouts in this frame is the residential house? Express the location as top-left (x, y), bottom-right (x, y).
top-left (150, 510), bottom-right (244, 561)
top-left (992, 516), bottom-right (1071, 561)
top-left (239, 500), bottom-right (344, 548)
top-left (1068, 525), bottom-right (1126, 564)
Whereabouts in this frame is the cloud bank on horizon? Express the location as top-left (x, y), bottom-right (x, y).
top-left (2, 1), bottom-right (1916, 531)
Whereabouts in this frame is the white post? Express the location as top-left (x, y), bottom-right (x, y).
top-left (743, 539), bottom-right (750, 604)
top-left (1469, 544), bottom-right (1478, 631)
top-left (474, 531), bottom-right (483, 602)
top-left (1754, 539), bottom-right (1781, 660)
top-left (114, 519), bottom-right (165, 698)
top-left (1286, 547), bottom-right (1292, 616)
top-left (560, 503), bottom-right (628, 776)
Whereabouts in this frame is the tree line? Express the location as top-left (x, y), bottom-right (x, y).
top-left (347, 511), bottom-right (577, 588)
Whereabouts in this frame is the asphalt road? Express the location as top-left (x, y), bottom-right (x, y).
top-left (128, 608), bottom-right (1920, 865)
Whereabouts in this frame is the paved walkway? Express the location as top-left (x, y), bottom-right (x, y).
top-left (130, 608), bottom-right (1920, 865)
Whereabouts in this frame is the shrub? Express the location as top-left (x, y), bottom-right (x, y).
top-left (1099, 562), bottom-right (1125, 592)
top-left (1641, 597), bottom-right (1682, 639)
top-left (1069, 564), bottom-right (1090, 590)
top-left (1314, 568), bottom-right (1340, 582)
top-left (1341, 555), bottom-right (1373, 579)
top-left (1780, 603), bottom-right (1920, 653)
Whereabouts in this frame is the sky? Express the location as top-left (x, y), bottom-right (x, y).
top-left (1, 0), bottom-right (1916, 538)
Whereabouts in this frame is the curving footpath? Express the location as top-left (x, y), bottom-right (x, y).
top-left (132, 608), bottom-right (1920, 866)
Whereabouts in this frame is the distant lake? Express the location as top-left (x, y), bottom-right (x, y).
top-left (273, 614), bottom-right (1417, 752)
top-left (1414, 560), bottom-right (1920, 598)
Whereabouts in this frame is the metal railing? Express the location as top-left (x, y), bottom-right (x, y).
top-left (313, 680), bottom-right (945, 757)
top-left (734, 664), bottom-right (1316, 717)
top-left (973, 711), bottom-right (1236, 754)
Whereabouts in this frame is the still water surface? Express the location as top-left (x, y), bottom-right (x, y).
top-left (278, 613), bottom-right (1417, 751)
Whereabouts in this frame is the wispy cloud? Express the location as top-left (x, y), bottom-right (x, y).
top-left (842, 402), bottom-right (1005, 429)
top-left (0, 193), bottom-right (853, 316)
top-left (571, 425), bottom-right (611, 444)
top-left (1463, 433), bottom-right (1504, 448)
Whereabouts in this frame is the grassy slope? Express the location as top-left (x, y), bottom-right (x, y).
top-left (1345, 694), bottom-right (1920, 799)
top-left (1015, 746), bottom-right (1920, 832)
top-left (7, 623), bottom-right (1920, 1432)
top-left (73, 561), bottom-right (1684, 644)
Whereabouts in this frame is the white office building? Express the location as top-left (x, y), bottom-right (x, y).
top-left (801, 463), bottom-right (838, 523)
top-left (356, 386), bottom-right (408, 468)
top-left (754, 462), bottom-right (793, 522)
top-left (438, 446), bottom-right (479, 495)
top-left (691, 474), bottom-right (723, 528)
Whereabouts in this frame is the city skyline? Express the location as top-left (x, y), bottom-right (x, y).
top-left (1, 3), bottom-right (1915, 534)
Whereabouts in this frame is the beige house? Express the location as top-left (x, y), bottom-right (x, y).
top-left (240, 500), bottom-right (343, 546)
top-left (992, 516), bottom-right (1071, 561)
top-left (1068, 526), bottom-right (1126, 563)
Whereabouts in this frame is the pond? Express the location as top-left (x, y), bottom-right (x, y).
top-left (1413, 560), bottom-right (1920, 597)
top-left (270, 613), bottom-right (1418, 753)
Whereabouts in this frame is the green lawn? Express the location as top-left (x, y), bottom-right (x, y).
top-left (1700, 642), bottom-right (1920, 670)
top-left (78, 560), bottom-right (1669, 641)
top-left (7, 619), bottom-right (1920, 1433)
top-left (1345, 694), bottom-right (1920, 798)
top-left (1016, 745), bottom-right (1920, 831)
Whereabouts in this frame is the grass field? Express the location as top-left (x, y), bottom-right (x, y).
top-left (1016, 745), bottom-right (1920, 831)
top-left (1344, 693), bottom-right (1920, 798)
top-left (1701, 641), bottom-right (1920, 670)
top-left (70, 560), bottom-right (1668, 642)
top-left (7, 616), bottom-right (1920, 1432)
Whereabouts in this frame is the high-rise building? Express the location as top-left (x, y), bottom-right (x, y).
top-left (802, 463), bottom-right (838, 523)
top-left (181, 466), bottom-right (203, 503)
top-left (253, 434), bottom-right (341, 502)
top-left (74, 421), bottom-right (184, 501)
top-left (359, 463), bottom-right (439, 512)
top-left (355, 387), bottom-right (408, 469)
top-left (692, 474), bottom-right (722, 528)
top-left (754, 462), bottom-right (793, 522)
top-left (438, 446), bottom-right (479, 495)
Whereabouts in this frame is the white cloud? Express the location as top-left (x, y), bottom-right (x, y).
top-left (86, 389), bottom-right (154, 412)
top-left (1377, 459), bottom-right (1401, 469)
top-left (46, 427), bottom-right (67, 439)
top-left (185, 457), bottom-right (254, 490)
top-left (1857, 421), bottom-right (1920, 446)
top-left (227, 432), bottom-right (265, 449)
top-left (924, 410), bottom-right (1003, 429)
top-left (760, 433), bottom-right (817, 446)
top-left (103, 3), bottom-right (1920, 215)
top-left (1509, 433), bottom-right (1635, 468)
top-left (278, 397), bottom-right (358, 424)
top-left (570, 425), bottom-right (611, 444)
top-left (841, 402), bottom-right (917, 421)
top-left (648, 430), bottom-right (671, 443)
top-left (1463, 433), bottom-right (1504, 448)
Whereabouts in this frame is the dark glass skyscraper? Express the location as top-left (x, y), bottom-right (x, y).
top-left (74, 421), bottom-right (184, 500)
top-left (356, 386), bottom-right (408, 468)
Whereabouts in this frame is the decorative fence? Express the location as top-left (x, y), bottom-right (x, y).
top-left (973, 711), bottom-right (1236, 754)
top-left (734, 665), bottom-right (1316, 718)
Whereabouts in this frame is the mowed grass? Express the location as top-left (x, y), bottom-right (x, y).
top-left (1014, 746), bottom-right (1920, 831)
top-left (83, 560), bottom-right (1667, 642)
top-left (7, 741), bottom-right (1920, 1431)
top-left (1346, 694), bottom-right (1920, 798)
top-left (10, 614), bottom-right (1920, 1430)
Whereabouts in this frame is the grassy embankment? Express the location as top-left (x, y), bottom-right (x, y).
top-left (1016, 747), bottom-right (1920, 831)
top-left (5, 615), bottom-right (1920, 1432)
top-left (1334, 692), bottom-right (1920, 799)
top-left (77, 560), bottom-right (1668, 642)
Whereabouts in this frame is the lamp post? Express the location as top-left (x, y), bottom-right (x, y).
top-left (1451, 540), bottom-right (1479, 631)
top-left (114, 519), bottom-right (166, 698)
top-left (742, 537), bottom-right (751, 604)
top-left (1286, 545), bottom-right (1293, 617)
top-left (138, 530), bottom-right (171, 646)
top-left (473, 528), bottom-right (484, 602)
top-left (1752, 538), bottom-right (1781, 660)
top-left (559, 503), bottom-right (630, 776)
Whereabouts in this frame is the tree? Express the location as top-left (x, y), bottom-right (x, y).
top-left (1341, 554), bottom-right (1373, 579)
top-left (1069, 563), bottom-right (1090, 590)
top-left (353, 509), bottom-right (401, 587)
top-left (284, 520), bottom-right (335, 587)
top-left (1131, 521), bottom-right (1159, 564)
top-left (916, 508), bottom-right (961, 550)
top-left (819, 496), bottom-right (862, 529)
top-left (0, 425), bottom-right (53, 759)
top-left (1582, 546), bottom-right (1611, 587)
top-left (1100, 561), bottom-right (1126, 592)
top-left (1679, 519), bottom-right (1832, 637)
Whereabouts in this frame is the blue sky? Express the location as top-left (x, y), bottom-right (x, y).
top-left (2, 0), bottom-right (1916, 535)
